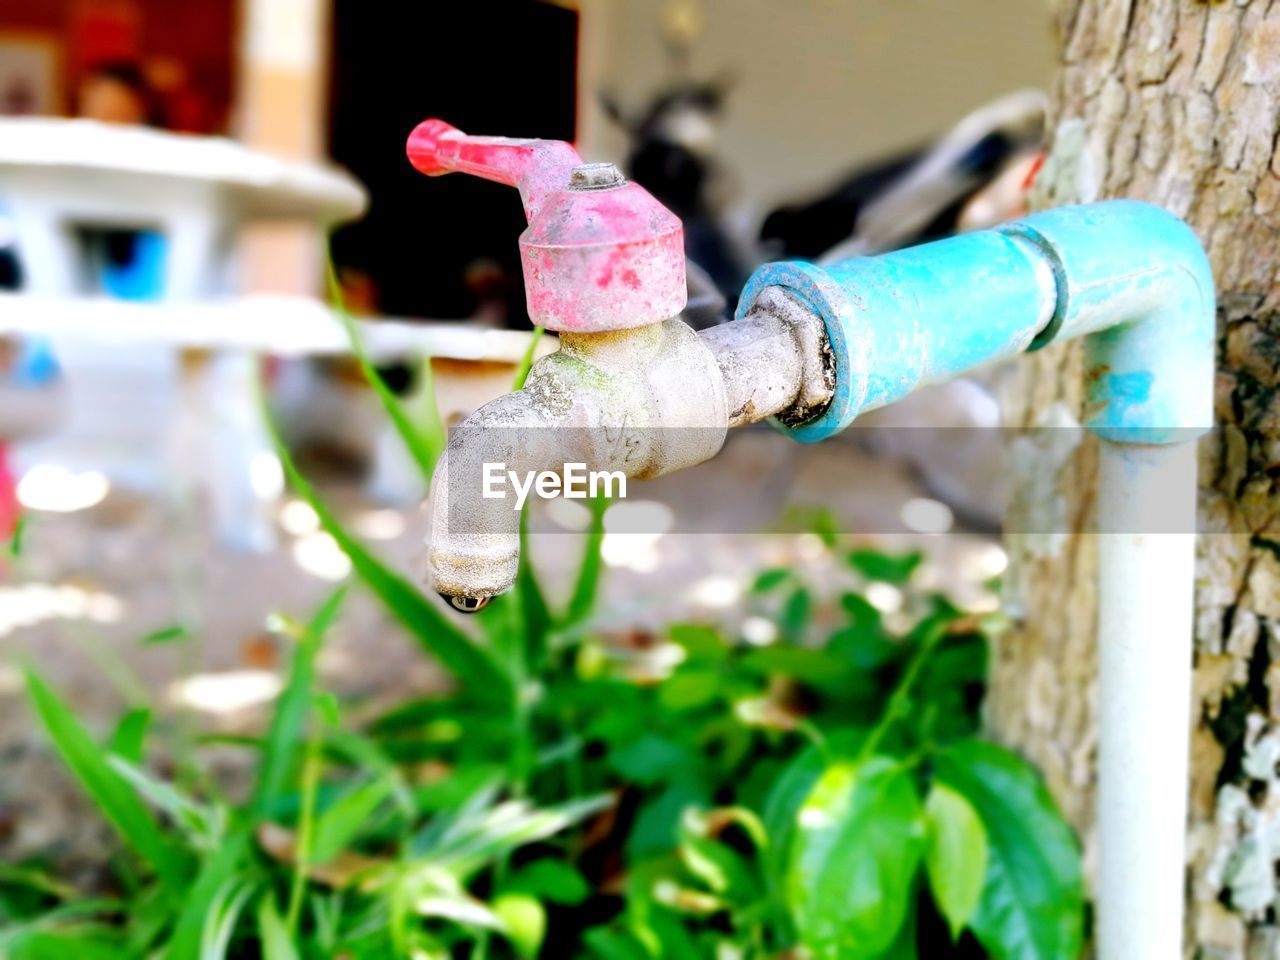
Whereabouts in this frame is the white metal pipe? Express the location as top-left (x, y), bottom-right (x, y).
top-left (1095, 440), bottom-right (1198, 960)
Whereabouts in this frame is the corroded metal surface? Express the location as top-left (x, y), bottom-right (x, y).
top-left (427, 318), bottom-right (729, 600)
top-left (701, 286), bottom-right (832, 429)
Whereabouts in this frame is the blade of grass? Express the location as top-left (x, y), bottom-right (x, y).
top-left (109, 708), bottom-right (151, 765)
top-left (257, 894), bottom-right (300, 960)
top-left (407, 353), bottom-right (447, 474)
top-left (252, 588), bottom-right (346, 820)
top-left (563, 496), bottom-right (608, 626)
top-left (161, 830), bottom-right (250, 960)
top-left (266, 413), bottom-right (513, 707)
top-left (323, 729), bottom-right (415, 818)
top-left (310, 776), bottom-right (393, 863)
top-left (324, 258), bottom-right (444, 478)
top-left (3, 928), bottom-right (127, 960)
top-left (515, 505), bottom-right (551, 673)
top-left (286, 705), bottom-right (324, 936)
top-left (0, 864), bottom-right (82, 901)
top-left (511, 342), bottom-right (552, 665)
top-left (199, 875), bottom-right (256, 960)
top-left (60, 619), bottom-right (151, 708)
top-left (140, 624), bottom-right (190, 646)
top-left (512, 328), bottom-right (544, 391)
top-left (8, 514), bottom-right (26, 557)
top-left (25, 670), bottom-right (186, 888)
top-left (108, 757), bottom-right (220, 847)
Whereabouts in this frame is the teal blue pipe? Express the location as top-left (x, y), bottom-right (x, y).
top-left (738, 200), bottom-right (1214, 445)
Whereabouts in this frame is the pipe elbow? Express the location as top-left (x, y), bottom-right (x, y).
top-left (738, 199), bottom-right (1214, 445)
top-left (1000, 200), bottom-right (1215, 443)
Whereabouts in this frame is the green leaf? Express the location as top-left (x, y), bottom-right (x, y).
top-left (3, 928), bottom-right (127, 960)
top-left (762, 730), bottom-right (870, 887)
top-left (412, 764), bottom-right (506, 814)
top-left (8, 514), bottom-right (26, 557)
top-left (0, 899), bottom-right (125, 957)
top-left (269, 426), bottom-right (514, 708)
top-left (109, 707), bottom-right (151, 764)
top-left (515, 507), bottom-right (552, 672)
top-left (807, 507), bottom-right (840, 547)
top-left (781, 587), bottom-right (812, 641)
top-left (658, 668), bottom-right (721, 712)
top-left (846, 548), bottom-right (923, 584)
top-left (503, 859), bottom-right (590, 906)
top-left (564, 495), bottom-right (608, 626)
top-left (763, 746), bottom-right (824, 886)
top-left (512, 327), bottom-right (545, 390)
top-left (923, 781), bottom-right (988, 940)
top-left (739, 645), bottom-right (848, 686)
top-left (493, 892), bottom-right (546, 959)
top-left (877, 881), bottom-right (920, 960)
top-left (667, 623), bottom-right (727, 663)
top-left (252, 588), bottom-right (345, 820)
top-left (25, 670), bottom-right (186, 888)
top-left (140, 624), bottom-right (191, 646)
top-left (163, 829), bottom-right (251, 960)
top-left (829, 593), bottom-right (896, 669)
top-left (751, 567), bottom-right (792, 594)
top-left (198, 875), bottom-right (256, 960)
top-left (609, 735), bottom-right (694, 786)
top-left (327, 258), bottom-right (444, 479)
top-left (311, 777), bottom-right (393, 863)
top-left (677, 807), bottom-right (761, 903)
top-left (124, 885), bottom-right (171, 955)
top-left (933, 740), bottom-right (1084, 960)
top-left (109, 757), bottom-right (222, 847)
top-left (787, 757), bottom-right (924, 960)
top-left (417, 794), bottom-right (612, 878)
top-left (583, 927), bottom-right (650, 960)
top-left (323, 729), bottom-right (415, 815)
top-left (916, 631), bottom-right (988, 742)
top-left (0, 863), bottom-right (80, 901)
top-left (623, 861), bottom-right (707, 958)
top-left (628, 782), bottom-right (710, 857)
top-left (257, 894), bottom-right (300, 960)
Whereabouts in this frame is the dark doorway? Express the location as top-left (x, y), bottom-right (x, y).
top-left (327, 0), bottom-right (579, 325)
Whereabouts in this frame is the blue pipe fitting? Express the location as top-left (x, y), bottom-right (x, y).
top-left (737, 200), bottom-right (1214, 445)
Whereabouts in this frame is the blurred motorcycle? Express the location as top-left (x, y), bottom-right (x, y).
top-left (605, 85), bottom-right (1048, 529)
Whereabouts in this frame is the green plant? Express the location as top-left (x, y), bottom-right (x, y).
top-left (544, 572), bottom-right (1082, 960)
top-left (5, 277), bottom-right (1084, 958)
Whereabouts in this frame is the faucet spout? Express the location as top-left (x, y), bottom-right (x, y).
top-left (427, 302), bottom-right (836, 605)
top-left (426, 390), bottom-right (564, 608)
top-left (427, 318), bottom-right (739, 603)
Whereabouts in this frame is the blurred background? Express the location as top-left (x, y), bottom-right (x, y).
top-left (0, 2), bottom-right (1069, 956)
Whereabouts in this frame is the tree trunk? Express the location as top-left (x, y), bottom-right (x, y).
top-left (991, 0), bottom-right (1280, 955)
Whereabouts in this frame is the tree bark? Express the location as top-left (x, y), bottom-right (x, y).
top-left (991, 0), bottom-right (1280, 955)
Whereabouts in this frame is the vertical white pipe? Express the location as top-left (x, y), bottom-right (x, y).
top-left (1095, 440), bottom-right (1198, 960)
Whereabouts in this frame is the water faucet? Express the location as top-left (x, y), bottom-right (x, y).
top-left (406, 121), bottom-right (831, 610)
top-left (409, 121), bottom-right (1210, 614)
top-left (409, 121), bottom-right (1216, 960)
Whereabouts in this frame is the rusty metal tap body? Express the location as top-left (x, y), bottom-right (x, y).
top-left (406, 121), bottom-right (830, 606)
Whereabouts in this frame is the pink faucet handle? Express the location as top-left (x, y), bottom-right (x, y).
top-left (405, 118), bottom-right (687, 334)
top-left (407, 119), bottom-right (583, 222)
